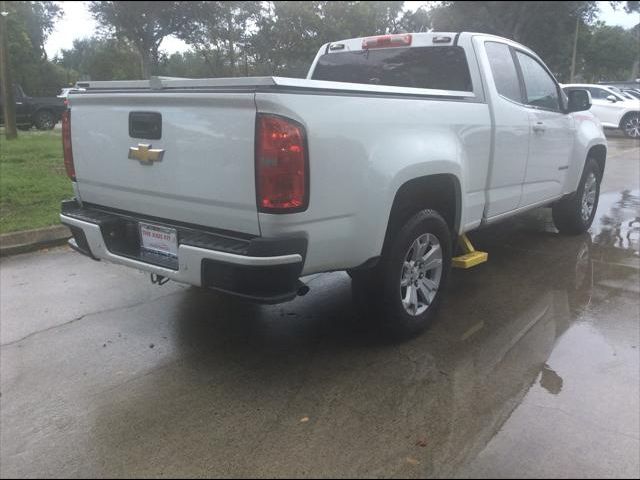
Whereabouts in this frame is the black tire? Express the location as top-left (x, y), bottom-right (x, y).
top-left (620, 112), bottom-right (640, 139)
top-left (351, 209), bottom-right (452, 339)
top-left (34, 110), bottom-right (56, 130)
top-left (552, 158), bottom-right (601, 235)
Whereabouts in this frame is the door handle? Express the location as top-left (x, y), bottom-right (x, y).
top-left (533, 122), bottom-right (546, 133)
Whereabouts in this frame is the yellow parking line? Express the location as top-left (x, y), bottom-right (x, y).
top-left (461, 321), bottom-right (485, 341)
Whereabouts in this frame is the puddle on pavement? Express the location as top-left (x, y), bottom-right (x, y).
top-left (539, 363), bottom-right (563, 395)
top-left (591, 189), bottom-right (640, 253)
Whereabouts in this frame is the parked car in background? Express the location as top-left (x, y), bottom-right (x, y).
top-left (60, 32), bottom-right (606, 337)
top-left (607, 85), bottom-right (638, 101)
top-left (0, 84), bottom-right (66, 130)
top-left (622, 89), bottom-right (640, 100)
top-left (563, 83), bottom-right (640, 138)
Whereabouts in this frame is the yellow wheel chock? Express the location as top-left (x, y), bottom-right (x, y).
top-left (452, 234), bottom-right (488, 269)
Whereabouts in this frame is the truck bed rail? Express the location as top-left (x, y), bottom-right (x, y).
top-left (73, 76), bottom-right (476, 100)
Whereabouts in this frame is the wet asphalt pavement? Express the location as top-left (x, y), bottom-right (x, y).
top-left (1, 136), bottom-right (639, 478)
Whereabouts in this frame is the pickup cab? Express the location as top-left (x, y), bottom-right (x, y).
top-left (60, 32), bottom-right (607, 337)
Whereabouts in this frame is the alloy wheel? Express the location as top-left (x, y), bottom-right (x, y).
top-left (400, 233), bottom-right (443, 316)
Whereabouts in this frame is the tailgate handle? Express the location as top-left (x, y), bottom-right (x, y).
top-left (129, 112), bottom-right (162, 140)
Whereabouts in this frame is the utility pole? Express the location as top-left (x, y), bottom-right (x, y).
top-left (570, 15), bottom-right (579, 83)
top-left (0, 0), bottom-right (17, 140)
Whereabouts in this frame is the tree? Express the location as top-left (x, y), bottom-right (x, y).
top-left (631, 23), bottom-right (640, 79)
top-left (3, 0), bottom-right (64, 96)
top-left (249, 1), bottom-right (324, 76)
top-left (175, 1), bottom-right (261, 76)
top-left (178, 1), bottom-right (261, 77)
top-left (250, 1), bottom-right (406, 77)
top-left (398, 6), bottom-right (431, 33)
top-left (57, 37), bottom-right (141, 80)
top-left (89, 1), bottom-right (190, 78)
top-left (1, 0), bottom-right (18, 139)
top-left (616, 1), bottom-right (640, 13)
top-left (581, 22), bottom-right (639, 81)
top-left (426, 1), bottom-right (640, 81)
top-left (157, 51), bottom-right (211, 78)
top-left (16, 0), bottom-right (61, 57)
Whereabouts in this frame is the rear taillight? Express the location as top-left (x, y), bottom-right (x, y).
top-left (362, 34), bottom-right (412, 49)
top-left (255, 114), bottom-right (308, 213)
top-left (61, 109), bottom-right (75, 181)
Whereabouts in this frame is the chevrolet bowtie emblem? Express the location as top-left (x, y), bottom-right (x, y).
top-left (128, 144), bottom-right (164, 164)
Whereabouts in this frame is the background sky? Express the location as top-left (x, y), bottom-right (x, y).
top-left (45, 1), bottom-right (640, 58)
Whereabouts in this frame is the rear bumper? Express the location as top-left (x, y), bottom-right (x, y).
top-left (60, 200), bottom-right (307, 303)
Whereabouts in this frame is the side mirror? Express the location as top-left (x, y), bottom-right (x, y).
top-left (606, 95), bottom-right (617, 103)
top-left (567, 89), bottom-right (591, 113)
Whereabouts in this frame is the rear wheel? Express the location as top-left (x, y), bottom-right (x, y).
top-left (552, 158), bottom-right (601, 234)
top-left (351, 209), bottom-right (451, 339)
top-left (621, 113), bottom-right (640, 139)
top-left (34, 110), bottom-right (55, 130)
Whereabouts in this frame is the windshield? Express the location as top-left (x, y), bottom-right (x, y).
top-left (311, 46), bottom-right (473, 92)
top-left (604, 87), bottom-right (627, 102)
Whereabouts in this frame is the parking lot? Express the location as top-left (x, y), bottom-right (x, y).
top-left (1, 137), bottom-right (638, 478)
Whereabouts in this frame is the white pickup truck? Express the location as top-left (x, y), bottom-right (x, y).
top-left (60, 32), bottom-right (606, 337)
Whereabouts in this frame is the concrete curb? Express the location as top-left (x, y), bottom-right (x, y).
top-left (0, 224), bottom-right (71, 257)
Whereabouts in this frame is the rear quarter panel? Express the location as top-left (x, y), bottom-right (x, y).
top-left (256, 92), bottom-right (491, 274)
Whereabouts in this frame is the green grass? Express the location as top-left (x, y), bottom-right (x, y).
top-left (0, 129), bottom-right (72, 234)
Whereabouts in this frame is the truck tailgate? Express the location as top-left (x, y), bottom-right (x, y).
top-left (70, 92), bottom-right (259, 235)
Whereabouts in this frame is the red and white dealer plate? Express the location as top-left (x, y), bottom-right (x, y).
top-left (139, 222), bottom-right (178, 258)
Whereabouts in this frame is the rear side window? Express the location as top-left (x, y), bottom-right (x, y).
top-left (587, 87), bottom-right (609, 100)
top-left (515, 52), bottom-right (560, 111)
top-left (485, 42), bottom-right (522, 103)
top-left (311, 46), bottom-right (473, 92)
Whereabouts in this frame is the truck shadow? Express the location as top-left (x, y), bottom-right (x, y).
top-left (87, 190), bottom-right (639, 477)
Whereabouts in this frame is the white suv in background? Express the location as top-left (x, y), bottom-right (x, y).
top-left (563, 83), bottom-right (640, 138)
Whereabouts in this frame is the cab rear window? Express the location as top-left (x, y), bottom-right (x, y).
top-left (311, 46), bottom-right (473, 92)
